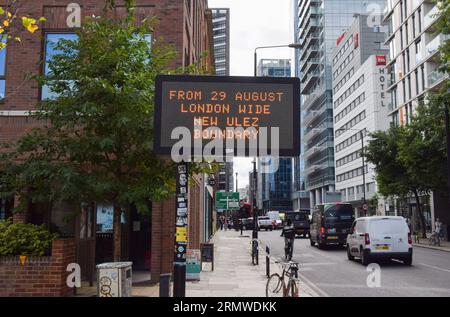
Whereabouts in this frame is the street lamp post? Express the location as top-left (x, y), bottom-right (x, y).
top-left (236, 172), bottom-right (238, 193)
top-left (251, 43), bottom-right (302, 262)
top-left (360, 130), bottom-right (367, 215)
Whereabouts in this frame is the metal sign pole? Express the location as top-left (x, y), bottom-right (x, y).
top-left (173, 162), bottom-right (189, 297)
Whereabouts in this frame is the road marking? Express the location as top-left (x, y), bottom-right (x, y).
top-left (300, 262), bottom-right (337, 266)
top-left (297, 273), bottom-right (330, 297)
top-left (419, 263), bottom-right (450, 273)
top-left (312, 283), bottom-right (450, 294)
top-left (309, 248), bottom-right (341, 260)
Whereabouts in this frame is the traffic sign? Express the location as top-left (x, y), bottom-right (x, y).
top-left (215, 192), bottom-right (240, 210)
top-left (363, 203), bottom-right (368, 211)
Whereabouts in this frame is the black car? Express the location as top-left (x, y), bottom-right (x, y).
top-left (285, 211), bottom-right (310, 238)
top-left (310, 203), bottom-right (355, 249)
top-left (240, 217), bottom-right (255, 231)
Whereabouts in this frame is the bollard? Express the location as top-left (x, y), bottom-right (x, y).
top-left (173, 263), bottom-right (186, 297)
top-left (159, 273), bottom-right (171, 297)
top-left (266, 246), bottom-right (270, 278)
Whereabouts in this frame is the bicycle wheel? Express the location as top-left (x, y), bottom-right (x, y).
top-left (286, 279), bottom-right (299, 297)
top-left (266, 273), bottom-right (283, 297)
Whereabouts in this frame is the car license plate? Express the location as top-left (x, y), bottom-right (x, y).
top-left (328, 228), bottom-right (336, 233)
top-left (327, 236), bottom-right (338, 240)
top-left (375, 245), bottom-right (390, 250)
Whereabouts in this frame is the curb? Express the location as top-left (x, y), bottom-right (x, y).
top-left (413, 243), bottom-right (450, 253)
top-left (258, 239), bottom-right (319, 297)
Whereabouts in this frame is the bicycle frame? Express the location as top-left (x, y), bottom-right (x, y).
top-left (277, 263), bottom-right (299, 297)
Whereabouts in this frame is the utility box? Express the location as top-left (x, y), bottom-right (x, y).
top-left (97, 262), bottom-right (133, 297)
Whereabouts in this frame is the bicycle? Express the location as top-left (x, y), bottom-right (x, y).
top-left (429, 232), bottom-right (441, 246)
top-left (266, 261), bottom-right (299, 297)
top-left (251, 238), bottom-right (259, 265)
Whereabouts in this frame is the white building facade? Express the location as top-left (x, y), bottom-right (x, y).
top-left (384, 0), bottom-right (448, 125)
top-left (334, 55), bottom-right (391, 214)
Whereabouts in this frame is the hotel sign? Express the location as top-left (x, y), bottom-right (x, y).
top-left (154, 75), bottom-right (300, 157)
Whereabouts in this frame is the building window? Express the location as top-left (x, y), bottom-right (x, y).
top-left (405, 21), bottom-right (409, 45)
top-left (0, 38), bottom-right (6, 99)
top-left (400, 26), bottom-right (404, 50)
top-left (415, 70), bottom-right (419, 95)
top-left (402, 79), bottom-right (406, 103)
top-left (417, 9), bottom-right (422, 33)
top-left (42, 33), bottom-right (79, 100)
top-left (412, 15), bottom-right (416, 38)
top-left (400, 0), bottom-right (404, 21)
top-left (406, 48), bottom-right (410, 73)
top-left (421, 65), bottom-right (425, 90)
top-left (407, 75), bottom-right (411, 100)
top-left (0, 198), bottom-right (13, 220)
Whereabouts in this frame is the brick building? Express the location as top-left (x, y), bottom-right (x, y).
top-left (0, 0), bottom-right (215, 288)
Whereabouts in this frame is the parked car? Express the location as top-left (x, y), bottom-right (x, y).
top-left (310, 203), bottom-right (355, 248)
top-left (285, 211), bottom-right (310, 238)
top-left (346, 216), bottom-right (413, 266)
top-left (240, 217), bottom-right (254, 231)
top-left (258, 216), bottom-right (274, 231)
top-left (267, 211), bottom-right (283, 229)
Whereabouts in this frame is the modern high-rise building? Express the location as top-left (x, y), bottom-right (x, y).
top-left (295, 0), bottom-right (386, 209)
top-left (292, 0), bottom-right (310, 212)
top-left (383, 0), bottom-right (449, 231)
top-left (256, 59), bottom-right (293, 213)
top-left (384, 0), bottom-right (448, 125)
top-left (217, 162), bottom-right (234, 192)
top-left (331, 15), bottom-right (390, 215)
top-left (211, 8), bottom-right (230, 76)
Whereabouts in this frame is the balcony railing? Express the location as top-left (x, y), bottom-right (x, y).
top-left (424, 5), bottom-right (439, 30)
top-left (304, 127), bottom-right (325, 144)
top-left (304, 145), bottom-right (326, 160)
top-left (305, 163), bottom-right (327, 176)
top-left (300, 57), bottom-right (320, 72)
top-left (426, 34), bottom-right (450, 58)
top-left (302, 105), bottom-right (325, 127)
top-left (427, 70), bottom-right (447, 88)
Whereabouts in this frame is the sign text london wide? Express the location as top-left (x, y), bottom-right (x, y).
top-left (154, 75), bottom-right (300, 158)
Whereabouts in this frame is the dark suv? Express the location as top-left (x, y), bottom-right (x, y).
top-left (285, 211), bottom-right (310, 238)
top-left (310, 203), bottom-right (355, 248)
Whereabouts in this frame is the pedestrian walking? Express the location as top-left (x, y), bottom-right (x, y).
top-left (219, 216), bottom-right (224, 230)
top-left (435, 218), bottom-right (442, 246)
top-left (224, 217), bottom-right (228, 231)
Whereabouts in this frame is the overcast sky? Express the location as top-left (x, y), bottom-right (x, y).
top-left (208, 0), bottom-right (295, 189)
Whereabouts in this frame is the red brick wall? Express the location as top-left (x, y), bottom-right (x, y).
top-left (0, 239), bottom-right (76, 297)
top-left (0, 0), bottom-right (214, 282)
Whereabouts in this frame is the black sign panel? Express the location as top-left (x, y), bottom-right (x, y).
top-left (154, 75), bottom-right (300, 157)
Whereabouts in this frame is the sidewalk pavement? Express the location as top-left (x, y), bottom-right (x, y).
top-left (75, 279), bottom-right (161, 297)
top-left (76, 230), bottom-right (318, 297)
top-left (413, 238), bottom-right (450, 253)
top-left (186, 230), bottom-right (317, 297)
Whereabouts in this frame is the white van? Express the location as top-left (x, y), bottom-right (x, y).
top-left (346, 216), bottom-right (413, 266)
top-left (267, 211), bottom-right (283, 229)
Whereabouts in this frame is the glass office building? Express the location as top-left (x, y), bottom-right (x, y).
top-left (295, 0), bottom-right (386, 208)
top-left (211, 8), bottom-right (230, 76)
top-left (257, 59), bottom-right (293, 212)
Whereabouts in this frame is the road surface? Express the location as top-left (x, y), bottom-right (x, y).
top-left (257, 230), bottom-right (450, 297)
